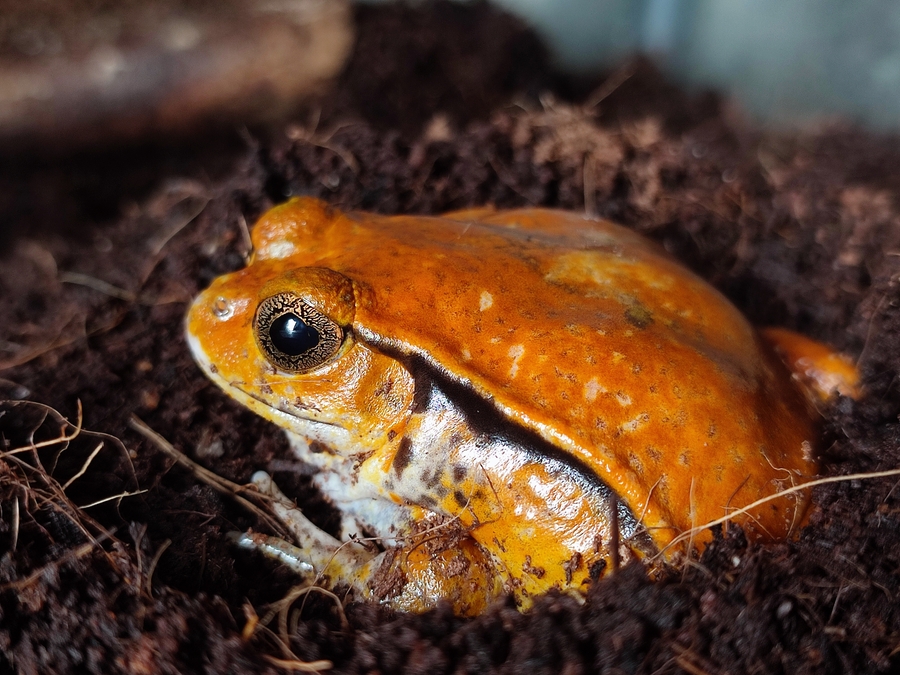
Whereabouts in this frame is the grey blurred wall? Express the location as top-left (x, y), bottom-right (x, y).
top-left (466, 0), bottom-right (900, 129)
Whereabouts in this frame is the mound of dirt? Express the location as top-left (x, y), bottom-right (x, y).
top-left (1, 2), bottom-right (899, 673)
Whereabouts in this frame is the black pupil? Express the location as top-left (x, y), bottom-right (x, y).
top-left (269, 313), bottom-right (320, 356)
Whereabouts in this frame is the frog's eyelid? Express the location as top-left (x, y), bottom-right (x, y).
top-left (230, 383), bottom-right (340, 428)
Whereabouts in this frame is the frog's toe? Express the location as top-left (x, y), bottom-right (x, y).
top-left (249, 470), bottom-right (332, 545)
top-left (229, 531), bottom-right (316, 576)
top-left (761, 327), bottom-right (861, 401)
top-left (250, 470), bottom-right (285, 498)
top-left (243, 470), bottom-right (377, 581)
top-left (230, 526), bottom-right (392, 602)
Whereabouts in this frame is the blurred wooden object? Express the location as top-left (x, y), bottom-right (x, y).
top-left (0, 0), bottom-right (353, 151)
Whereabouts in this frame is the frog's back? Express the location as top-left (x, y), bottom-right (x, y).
top-left (255, 199), bottom-right (817, 550)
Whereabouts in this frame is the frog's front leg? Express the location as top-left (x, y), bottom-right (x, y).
top-left (237, 471), bottom-right (501, 615)
top-left (285, 433), bottom-right (400, 545)
top-left (235, 471), bottom-right (382, 591)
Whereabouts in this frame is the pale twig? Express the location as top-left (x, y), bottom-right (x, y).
top-left (242, 602), bottom-right (260, 641)
top-left (278, 585), bottom-right (349, 639)
top-left (147, 539), bottom-right (172, 597)
top-left (261, 655), bottom-right (333, 673)
top-left (58, 272), bottom-right (137, 302)
top-left (722, 475), bottom-right (752, 535)
top-left (237, 213), bottom-right (253, 260)
top-left (286, 119), bottom-right (360, 174)
top-left (659, 467), bottom-right (900, 557)
top-left (4, 399), bottom-right (138, 493)
top-left (856, 292), bottom-right (888, 369)
top-left (59, 271), bottom-right (193, 307)
top-left (129, 415), bottom-right (289, 538)
top-left (0, 399), bottom-right (84, 455)
top-left (584, 60), bottom-right (637, 109)
top-left (246, 609), bottom-right (334, 672)
top-left (0, 531), bottom-right (111, 592)
top-left (0, 400), bottom-right (136, 581)
top-left (61, 442), bottom-right (104, 490)
top-left (79, 490), bottom-right (147, 509)
top-left (0, 314), bottom-right (86, 371)
top-left (679, 477), bottom-right (697, 582)
top-left (146, 188), bottom-right (209, 257)
top-left (132, 524), bottom-right (147, 592)
top-left (11, 497), bottom-right (19, 551)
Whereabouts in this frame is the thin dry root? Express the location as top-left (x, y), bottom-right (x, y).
top-left (659, 466), bottom-right (900, 558)
top-left (0, 400), bottom-right (136, 579)
top-left (129, 415), bottom-right (290, 539)
top-left (262, 656), bottom-right (334, 673)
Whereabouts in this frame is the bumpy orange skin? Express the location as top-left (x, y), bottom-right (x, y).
top-left (187, 197), bottom-right (839, 611)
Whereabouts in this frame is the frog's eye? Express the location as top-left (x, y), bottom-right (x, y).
top-left (255, 293), bottom-right (343, 372)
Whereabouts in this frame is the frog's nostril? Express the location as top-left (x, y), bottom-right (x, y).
top-left (212, 297), bottom-right (234, 320)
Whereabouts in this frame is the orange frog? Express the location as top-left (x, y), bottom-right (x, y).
top-left (186, 197), bottom-right (858, 615)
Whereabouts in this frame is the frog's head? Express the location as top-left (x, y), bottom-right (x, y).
top-left (186, 200), bottom-right (415, 455)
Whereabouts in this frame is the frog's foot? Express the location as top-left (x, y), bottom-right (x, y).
top-left (241, 471), bottom-right (381, 594)
top-left (762, 327), bottom-right (861, 401)
top-left (236, 471), bottom-right (504, 615)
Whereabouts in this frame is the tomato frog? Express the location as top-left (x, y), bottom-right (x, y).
top-left (186, 197), bottom-right (859, 615)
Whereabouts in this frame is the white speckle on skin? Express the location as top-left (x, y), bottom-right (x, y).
top-left (479, 291), bottom-right (494, 311)
top-left (619, 412), bottom-right (648, 433)
top-left (267, 240), bottom-right (297, 259)
top-left (490, 336), bottom-right (502, 344)
top-left (508, 344), bottom-right (525, 379)
top-left (615, 392), bottom-right (632, 406)
top-left (461, 348), bottom-right (472, 361)
top-left (620, 419), bottom-right (638, 433)
top-left (583, 377), bottom-right (606, 402)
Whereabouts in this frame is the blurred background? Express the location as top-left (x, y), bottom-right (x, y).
top-left (486, 0), bottom-right (900, 129)
top-left (3, 0), bottom-right (899, 153)
top-left (2, 0), bottom-right (898, 244)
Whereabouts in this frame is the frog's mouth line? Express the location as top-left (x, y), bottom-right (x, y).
top-left (185, 331), bottom-right (342, 434)
top-left (229, 382), bottom-right (341, 428)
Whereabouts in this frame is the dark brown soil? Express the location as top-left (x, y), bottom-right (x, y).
top-left (2, 2), bottom-right (900, 673)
